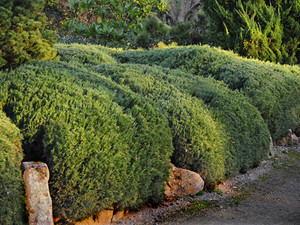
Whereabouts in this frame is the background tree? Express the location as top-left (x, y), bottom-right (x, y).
top-left (46, 0), bottom-right (169, 46)
top-left (0, 0), bottom-right (56, 70)
top-left (166, 0), bottom-right (202, 25)
top-left (202, 0), bottom-right (300, 64)
top-left (135, 17), bottom-right (169, 48)
top-left (272, 0), bottom-right (300, 64)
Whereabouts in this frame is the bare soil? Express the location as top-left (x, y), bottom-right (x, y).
top-left (114, 146), bottom-right (300, 225)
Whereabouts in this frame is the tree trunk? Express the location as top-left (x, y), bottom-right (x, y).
top-left (167, 0), bottom-right (202, 25)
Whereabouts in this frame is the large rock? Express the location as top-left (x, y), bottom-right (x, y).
top-left (269, 136), bottom-right (274, 159)
top-left (165, 164), bottom-right (204, 197)
top-left (278, 129), bottom-right (299, 146)
top-left (22, 162), bottom-right (53, 225)
top-left (292, 134), bottom-right (299, 145)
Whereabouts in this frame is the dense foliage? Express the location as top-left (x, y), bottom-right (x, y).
top-left (85, 62), bottom-right (270, 176)
top-left (168, 11), bottom-right (209, 46)
top-left (45, 0), bottom-right (168, 46)
top-left (0, 0), bottom-right (56, 70)
top-left (53, 47), bottom-right (228, 183)
top-left (116, 45), bottom-right (300, 141)
top-left (0, 61), bottom-right (173, 222)
top-left (78, 63), bottom-right (228, 183)
top-left (43, 0), bottom-right (299, 65)
top-left (2, 42), bottom-right (296, 224)
top-left (135, 17), bottom-right (168, 49)
top-left (55, 43), bottom-right (117, 64)
top-left (202, 0), bottom-right (300, 64)
top-left (0, 110), bottom-right (27, 224)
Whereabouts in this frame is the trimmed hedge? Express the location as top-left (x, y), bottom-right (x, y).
top-left (116, 45), bottom-right (300, 141)
top-left (40, 60), bottom-right (228, 184)
top-left (0, 110), bottom-right (27, 225)
top-left (55, 43), bottom-right (117, 65)
top-left (0, 0), bottom-right (56, 70)
top-left (83, 63), bottom-right (270, 176)
top-left (189, 78), bottom-right (270, 173)
top-left (0, 63), bottom-right (173, 223)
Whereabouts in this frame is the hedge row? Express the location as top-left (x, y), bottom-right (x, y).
top-left (116, 45), bottom-right (300, 140)
top-left (0, 63), bottom-right (173, 223)
top-left (37, 61), bottom-right (227, 184)
top-left (56, 43), bottom-right (271, 177)
top-left (55, 43), bottom-right (117, 65)
top-left (0, 43), bottom-right (280, 224)
top-left (82, 63), bottom-right (270, 176)
top-left (0, 110), bottom-right (27, 225)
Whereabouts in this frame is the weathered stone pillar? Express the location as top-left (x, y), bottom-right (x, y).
top-left (22, 162), bottom-right (54, 225)
top-left (269, 136), bottom-right (274, 159)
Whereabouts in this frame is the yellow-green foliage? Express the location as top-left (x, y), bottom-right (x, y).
top-left (116, 45), bottom-right (300, 140)
top-left (0, 0), bottom-right (56, 70)
top-left (202, 0), bottom-right (300, 64)
top-left (55, 44), bottom-right (117, 65)
top-left (0, 110), bottom-right (26, 224)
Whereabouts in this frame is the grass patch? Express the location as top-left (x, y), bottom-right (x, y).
top-left (195, 190), bottom-right (204, 196)
top-left (184, 200), bottom-right (216, 214)
top-left (214, 189), bottom-right (223, 196)
top-left (286, 152), bottom-right (300, 159)
top-left (231, 193), bottom-right (249, 205)
top-left (272, 160), bottom-right (281, 170)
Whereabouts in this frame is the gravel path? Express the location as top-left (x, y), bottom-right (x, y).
top-left (114, 146), bottom-right (300, 225)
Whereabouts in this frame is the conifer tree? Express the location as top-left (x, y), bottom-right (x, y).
top-left (202, 0), bottom-right (300, 64)
top-left (0, 0), bottom-right (56, 70)
top-left (275, 0), bottom-right (300, 64)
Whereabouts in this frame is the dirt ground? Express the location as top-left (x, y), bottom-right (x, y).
top-left (115, 145), bottom-right (300, 225)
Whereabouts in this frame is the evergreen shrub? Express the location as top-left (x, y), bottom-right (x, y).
top-left (86, 63), bottom-right (270, 176)
top-left (169, 22), bottom-right (193, 46)
top-left (0, 110), bottom-right (27, 224)
top-left (151, 68), bottom-right (270, 174)
top-left (202, 0), bottom-right (300, 64)
top-left (80, 63), bottom-right (229, 183)
top-left (45, 58), bottom-right (226, 184)
top-left (0, 0), bottom-right (56, 70)
top-left (135, 17), bottom-right (168, 49)
top-left (115, 46), bottom-right (300, 141)
top-left (0, 63), bottom-right (173, 222)
top-left (169, 11), bottom-right (209, 46)
top-left (56, 43), bottom-right (116, 65)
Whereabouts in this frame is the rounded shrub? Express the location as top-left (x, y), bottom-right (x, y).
top-left (135, 32), bottom-right (151, 49)
top-left (0, 110), bottom-right (27, 224)
top-left (169, 21), bottom-right (193, 46)
top-left (115, 45), bottom-right (300, 141)
top-left (135, 17), bottom-right (168, 49)
top-left (88, 62), bottom-right (270, 176)
top-left (188, 76), bottom-right (270, 174)
top-left (55, 43), bottom-right (116, 65)
top-left (143, 65), bottom-right (271, 174)
top-left (0, 0), bottom-right (56, 70)
top-left (81, 62), bottom-right (228, 184)
top-left (0, 62), bottom-right (173, 223)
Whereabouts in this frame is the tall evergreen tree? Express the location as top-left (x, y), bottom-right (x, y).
top-left (0, 0), bottom-right (56, 70)
top-left (275, 0), bottom-right (300, 64)
top-left (202, 0), bottom-right (300, 64)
